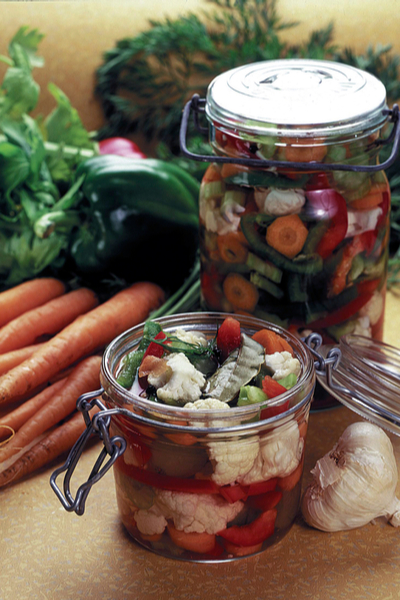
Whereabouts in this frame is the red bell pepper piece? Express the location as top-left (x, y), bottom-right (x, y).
top-left (306, 189), bottom-right (348, 259)
top-left (308, 279), bottom-right (380, 330)
top-left (246, 478), bottom-right (278, 496)
top-left (219, 484), bottom-right (249, 503)
top-left (98, 137), bottom-right (147, 158)
top-left (247, 490), bottom-right (283, 511)
top-left (143, 331), bottom-right (168, 359)
top-left (115, 459), bottom-right (220, 495)
top-left (217, 317), bottom-right (242, 361)
top-left (218, 509), bottom-right (277, 547)
top-left (261, 376), bottom-right (287, 398)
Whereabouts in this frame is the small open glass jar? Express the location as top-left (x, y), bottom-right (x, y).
top-left (51, 312), bottom-right (315, 563)
top-left (180, 59), bottom-right (399, 347)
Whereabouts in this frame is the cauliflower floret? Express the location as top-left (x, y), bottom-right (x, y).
top-left (156, 353), bottom-right (205, 405)
top-left (156, 489), bottom-right (243, 534)
top-left (174, 328), bottom-right (207, 347)
top-left (240, 421), bottom-right (303, 484)
top-left (184, 399), bottom-right (259, 484)
top-left (352, 316), bottom-right (372, 337)
top-left (135, 503), bottom-right (168, 536)
top-left (345, 207), bottom-right (382, 238)
top-left (185, 398), bottom-right (231, 428)
top-left (199, 197), bottom-right (242, 235)
top-left (208, 436), bottom-right (260, 486)
top-left (254, 188), bottom-right (305, 215)
top-left (264, 351), bottom-right (301, 380)
top-left (359, 290), bottom-right (384, 326)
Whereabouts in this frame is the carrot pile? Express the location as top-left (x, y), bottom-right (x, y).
top-left (0, 277), bottom-right (165, 488)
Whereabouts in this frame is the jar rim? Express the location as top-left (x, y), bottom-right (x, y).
top-left (205, 59), bottom-right (389, 140)
top-left (101, 312), bottom-right (315, 430)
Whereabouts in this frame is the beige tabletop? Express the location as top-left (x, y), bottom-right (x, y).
top-left (2, 290), bottom-right (400, 600)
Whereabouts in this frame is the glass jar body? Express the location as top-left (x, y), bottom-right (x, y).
top-left (100, 313), bottom-right (315, 562)
top-left (199, 131), bottom-right (390, 344)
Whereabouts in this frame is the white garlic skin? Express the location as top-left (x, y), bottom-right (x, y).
top-left (302, 421), bottom-right (400, 532)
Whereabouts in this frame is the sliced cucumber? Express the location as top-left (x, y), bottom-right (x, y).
top-left (246, 251), bottom-right (283, 283)
top-left (250, 271), bottom-right (284, 299)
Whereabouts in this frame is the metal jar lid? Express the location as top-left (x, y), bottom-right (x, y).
top-left (205, 59), bottom-right (389, 140)
top-left (306, 333), bottom-right (400, 436)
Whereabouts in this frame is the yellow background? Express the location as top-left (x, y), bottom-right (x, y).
top-left (1, 0), bottom-right (400, 134)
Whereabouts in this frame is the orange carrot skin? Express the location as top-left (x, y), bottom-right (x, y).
top-left (0, 287), bottom-right (99, 354)
top-left (0, 355), bottom-right (102, 463)
top-left (0, 378), bottom-right (66, 440)
top-left (0, 344), bottom-right (44, 377)
top-left (0, 278), bottom-right (66, 328)
top-left (0, 281), bottom-right (164, 405)
top-left (0, 409), bottom-right (98, 488)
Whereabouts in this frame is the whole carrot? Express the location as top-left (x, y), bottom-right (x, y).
top-left (0, 278), bottom-right (66, 328)
top-left (0, 408), bottom-right (99, 488)
top-left (0, 355), bottom-right (102, 464)
top-left (0, 344), bottom-right (44, 377)
top-left (0, 287), bottom-right (99, 354)
top-left (0, 378), bottom-right (66, 441)
top-left (0, 281), bottom-right (164, 405)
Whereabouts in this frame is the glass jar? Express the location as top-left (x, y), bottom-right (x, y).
top-left (55, 312), bottom-right (315, 563)
top-left (193, 59), bottom-right (393, 345)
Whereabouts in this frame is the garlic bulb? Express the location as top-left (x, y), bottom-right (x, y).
top-left (302, 421), bottom-right (400, 532)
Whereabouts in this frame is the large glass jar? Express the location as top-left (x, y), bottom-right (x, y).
top-left (99, 312), bottom-right (315, 562)
top-left (197, 59), bottom-right (392, 345)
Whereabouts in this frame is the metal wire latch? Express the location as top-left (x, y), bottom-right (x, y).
top-left (179, 94), bottom-right (400, 172)
top-left (50, 388), bottom-right (127, 516)
top-left (303, 333), bottom-right (343, 392)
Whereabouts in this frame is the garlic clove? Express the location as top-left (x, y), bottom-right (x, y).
top-left (302, 421), bottom-right (400, 532)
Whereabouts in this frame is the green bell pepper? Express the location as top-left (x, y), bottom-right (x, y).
top-left (34, 155), bottom-right (200, 290)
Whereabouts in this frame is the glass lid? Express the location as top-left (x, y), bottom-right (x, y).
top-left (206, 59), bottom-right (388, 139)
top-left (315, 334), bottom-right (400, 436)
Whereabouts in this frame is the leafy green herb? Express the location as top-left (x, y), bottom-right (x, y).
top-left (0, 27), bottom-right (97, 289)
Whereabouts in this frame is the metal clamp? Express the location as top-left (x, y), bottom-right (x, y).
top-left (179, 94), bottom-right (400, 172)
top-left (50, 388), bottom-right (127, 516)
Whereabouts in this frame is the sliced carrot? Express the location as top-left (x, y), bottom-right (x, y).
top-left (0, 287), bottom-right (99, 354)
top-left (277, 456), bottom-right (304, 491)
top-left (350, 183), bottom-right (388, 210)
top-left (0, 356), bottom-right (102, 464)
top-left (140, 533), bottom-right (162, 542)
top-left (266, 214), bottom-right (308, 259)
top-left (0, 344), bottom-right (44, 377)
top-left (0, 378), bottom-right (66, 441)
top-left (252, 329), bottom-right (294, 356)
top-left (217, 231), bottom-right (249, 263)
top-left (203, 163), bottom-right (222, 183)
top-left (0, 278), bottom-right (66, 329)
top-left (223, 273), bottom-right (259, 312)
top-left (0, 408), bottom-right (98, 488)
top-left (221, 163), bottom-right (249, 179)
top-left (167, 522), bottom-right (216, 553)
top-left (298, 420), bottom-right (308, 439)
top-left (164, 420), bottom-right (198, 446)
top-left (283, 138), bottom-right (327, 163)
top-left (0, 281), bottom-right (164, 406)
top-left (224, 540), bottom-right (263, 556)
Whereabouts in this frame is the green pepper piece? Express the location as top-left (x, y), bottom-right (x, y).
top-left (237, 385), bottom-right (268, 406)
top-left (116, 349), bottom-right (145, 388)
top-left (224, 171), bottom-right (309, 188)
top-left (277, 373), bottom-right (297, 390)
